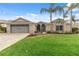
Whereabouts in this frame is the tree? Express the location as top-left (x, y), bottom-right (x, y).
top-left (40, 3), bottom-right (56, 23)
top-left (72, 15), bottom-right (76, 24)
top-left (54, 6), bottom-right (67, 20)
top-left (40, 3), bottom-right (68, 32)
top-left (40, 4), bottom-right (57, 32)
top-left (64, 3), bottom-right (78, 33)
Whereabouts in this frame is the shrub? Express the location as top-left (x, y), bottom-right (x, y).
top-left (56, 31), bottom-right (63, 34)
top-left (72, 27), bottom-right (79, 33)
top-left (0, 26), bottom-right (6, 33)
top-left (46, 31), bottom-right (53, 34)
top-left (34, 31), bottom-right (38, 33)
top-left (28, 33), bottom-right (38, 37)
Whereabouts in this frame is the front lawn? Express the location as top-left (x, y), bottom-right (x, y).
top-left (0, 34), bottom-right (79, 56)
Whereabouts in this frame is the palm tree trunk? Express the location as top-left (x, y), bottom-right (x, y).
top-left (62, 10), bottom-right (64, 33)
top-left (50, 13), bottom-right (52, 23)
top-left (70, 9), bottom-right (72, 33)
top-left (63, 10), bottom-right (64, 20)
top-left (50, 13), bottom-right (52, 32)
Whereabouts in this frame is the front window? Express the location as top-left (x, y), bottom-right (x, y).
top-left (56, 25), bottom-right (63, 31)
top-left (60, 25), bottom-right (63, 31)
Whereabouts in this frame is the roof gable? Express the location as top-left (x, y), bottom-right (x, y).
top-left (12, 17), bottom-right (31, 22)
top-left (10, 17), bottom-right (34, 24)
top-left (0, 20), bottom-right (8, 24)
top-left (52, 18), bottom-right (65, 24)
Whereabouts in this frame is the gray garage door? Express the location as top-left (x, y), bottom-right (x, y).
top-left (11, 25), bottom-right (29, 33)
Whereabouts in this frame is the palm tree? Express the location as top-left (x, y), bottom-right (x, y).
top-left (40, 4), bottom-right (68, 32)
top-left (72, 15), bottom-right (76, 24)
top-left (40, 4), bottom-right (57, 32)
top-left (40, 3), bottom-right (56, 23)
top-left (54, 6), bottom-right (66, 20)
top-left (64, 3), bottom-right (78, 33)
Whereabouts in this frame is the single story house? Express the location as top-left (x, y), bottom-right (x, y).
top-left (0, 17), bottom-right (72, 33)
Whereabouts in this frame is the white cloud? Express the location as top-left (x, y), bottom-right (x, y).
top-left (73, 8), bottom-right (78, 11)
top-left (26, 13), bottom-right (38, 17)
top-left (76, 13), bottom-right (79, 16)
top-left (66, 3), bottom-right (72, 7)
top-left (14, 13), bottom-right (50, 22)
top-left (25, 13), bottom-right (50, 22)
top-left (14, 13), bottom-right (71, 22)
top-left (0, 12), bottom-right (72, 22)
top-left (25, 13), bottom-right (68, 22)
top-left (74, 13), bottom-right (79, 19)
top-left (15, 16), bottom-right (24, 18)
top-left (66, 3), bottom-right (79, 12)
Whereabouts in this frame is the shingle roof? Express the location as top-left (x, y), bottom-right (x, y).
top-left (11, 17), bottom-right (31, 22)
top-left (0, 20), bottom-right (8, 24)
top-left (52, 18), bottom-right (65, 23)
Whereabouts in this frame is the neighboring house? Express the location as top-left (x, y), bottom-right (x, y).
top-left (0, 20), bottom-right (7, 27)
top-left (0, 17), bottom-right (72, 33)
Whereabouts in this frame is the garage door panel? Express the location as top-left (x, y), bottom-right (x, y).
top-left (11, 25), bottom-right (29, 33)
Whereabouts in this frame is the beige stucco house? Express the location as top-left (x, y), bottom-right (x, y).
top-left (0, 17), bottom-right (72, 33)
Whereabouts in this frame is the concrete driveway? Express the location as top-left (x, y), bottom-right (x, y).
top-left (0, 33), bottom-right (29, 51)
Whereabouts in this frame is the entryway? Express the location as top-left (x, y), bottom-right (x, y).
top-left (36, 24), bottom-right (46, 33)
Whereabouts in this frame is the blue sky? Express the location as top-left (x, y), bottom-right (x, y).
top-left (0, 3), bottom-right (79, 22)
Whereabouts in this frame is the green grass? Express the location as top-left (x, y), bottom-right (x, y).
top-left (1, 34), bottom-right (79, 56)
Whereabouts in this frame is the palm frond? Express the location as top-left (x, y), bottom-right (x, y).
top-left (76, 3), bottom-right (79, 8)
top-left (64, 10), bottom-right (69, 17)
top-left (64, 3), bottom-right (78, 17)
top-left (40, 8), bottom-right (49, 14)
top-left (72, 15), bottom-right (76, 21)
